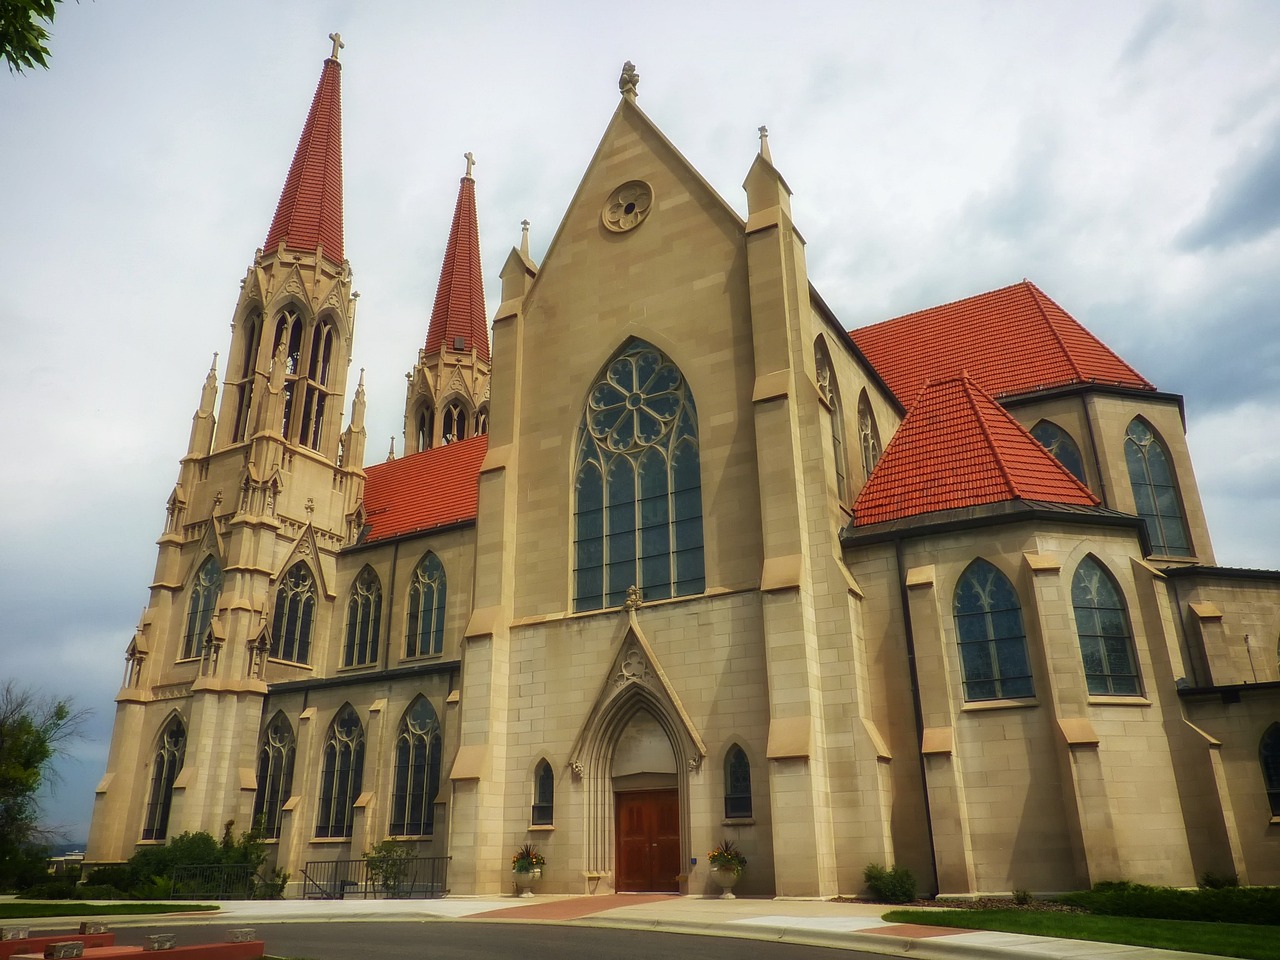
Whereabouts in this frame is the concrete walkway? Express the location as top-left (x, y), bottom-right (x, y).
top-left (8, 895), bottom-right (1227, 960)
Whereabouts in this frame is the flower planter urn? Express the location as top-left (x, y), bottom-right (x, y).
top-left (513, 866), bottom-right (542, 897)
top-left (710, 866), bottom-right (740, 899)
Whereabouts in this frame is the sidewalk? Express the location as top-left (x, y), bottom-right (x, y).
top-left (9, 894), bottom-right (1225, 960)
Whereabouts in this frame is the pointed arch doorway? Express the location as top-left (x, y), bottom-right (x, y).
top-left (613, 709), bottom-right (680, 892)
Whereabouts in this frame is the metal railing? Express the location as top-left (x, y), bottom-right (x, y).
top-left (170, 863), bottom-right (257, 900)
top-left (301, 857), bottom-right (449, 900)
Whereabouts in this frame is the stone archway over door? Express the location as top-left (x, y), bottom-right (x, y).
top-left (615, 789), bottom-right (680, 892)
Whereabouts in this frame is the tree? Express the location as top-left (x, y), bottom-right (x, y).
top-left (1, 0), bottom-right (62, 74)
top-left (0, 681), bottom-right (87, 888)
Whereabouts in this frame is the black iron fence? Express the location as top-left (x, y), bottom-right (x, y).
top-left (301, 856), bottom-right (449, 900)
top-left (170, 863), bottom-right (257, 900)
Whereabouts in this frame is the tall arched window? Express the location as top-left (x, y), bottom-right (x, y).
top-left (475, 405), bottom-right (489, 437)
top-left (316, 705), bottom-right (365, 839)
top-left (297, 318), bottom-right (335, 451)
top-left (953, 559), bottom-right (1034, 701)
top-left (1261, 724), bottom-right (1280, 817)
top-left (531, 759), bottom-right (554, 825)
top-left (442, 399), bottom-right (469, 443)
top-left (389, 697), bottom-right (442, 837)
top-left (273, 307), bottom-right (304, 441)
top-left (1124, 419), bottom-right (1191, 556)
top-left (857, 390), bottom-right (882, 480)
top-left (724, 745), bottom-right (752, 819)
top-left (1030, 420), bottom-right (1087, 484)
top-left (416, 406), bottom-right (434, 453)
top-left (252, 713), bottom-right (296, 840)
top-left (231, 310), bottom-right (262, 443)
top-left (814, 339), bottom-right (849, 502)
top-left (573, 340), bottom-right (704, 611)
top-left (141, 716), bottom-right (186, 841)
top-left (343, 567), bottom-right (382, 667)
top-left (271, 562), bottom-right (316, 664)
top-left (181, 557), bottom-right (222, 660)
top-left (406, 553), bottom-right (446, 658)
top-left (1072, 556), bottom-right (1141, 696)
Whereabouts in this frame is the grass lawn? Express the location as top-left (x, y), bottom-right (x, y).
top-left (0, 902), bottom-right (219, 919)
top-left (883, 909), bottom-right (1280, 960)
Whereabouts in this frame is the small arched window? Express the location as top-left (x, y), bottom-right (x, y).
top-left (316, 705), bottom-right (365, 839)
top-left (1072, 556), bottom-right (1141, 696)
top-left (814, 339), bottom-right (849, 502)
top-left (724, 745), bottom-right (752, 819)
top-left (389, 697), bottom-right (442, 837)
top-left (1260, 724), bottom-right (1280, 817)
top-left (416, 406), bottom-right (434, 453)
top-left (181, 557), bottom-right (222, 660)
top-left (274, 307), bottom-right (304, 440)
top-left (953, 559), bottom-right (1034, 701)
top-left (475, 405), bottom-right (489, 437)
top-left (1124, 419), bottom-right (1191, 556)
top-left (232, 310), bottom-right (262, 443)
top-left (252, 712), bottom-right (296, 840)
top-left (531, 759), bottom-right (554, 825)
top-left (858, 390), bottom-right (882, 480)
top-left (298, 319), bottom-right (336, 451)
top-left (343, 567), bottom-right (383, 667)
top-left (406, 553), bottom-right (447, 658)
top-left (142, 716), bottom-right (186, 841)
top-left (271, 562), bottom-right (316, 664)
top-left (442, 400), bottom-right (469, 443)
top-left (1030, 420), bottom-right (1087, 484)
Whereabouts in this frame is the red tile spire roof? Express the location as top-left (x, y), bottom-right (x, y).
top-left (263, 50), bottom-right (345, 264)
top-left (849, 281), bottom-right (1152, 403)
top-left (424, 165), bottom-right (490, 363)
top-left (852, 374), bottom-right (1099, 527)
top-left (361, 435), bottom-right (487, 543)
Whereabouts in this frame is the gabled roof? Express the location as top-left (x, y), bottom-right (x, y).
top-left (852, 374), bottom-right (1099, 527)
top-left (849, 280), bottom-right (1152, 403)
top-left (264, 54), bottom-right (345, 263)
top-left (424, 174), bottom-right (489, 363)
top-left (361, 435), bottom-right (487, 543)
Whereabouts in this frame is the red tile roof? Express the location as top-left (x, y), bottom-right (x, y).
top-left (361, 435), bottom-right (487, 543)
top-left (849, 281), bottom-right (1152, 403)
top-left (852, 374), bottom-right (1099, 527)
top-left (264, 55), bottom-right (345, 263)
top-left (424, 174), bottom-right (490, 363)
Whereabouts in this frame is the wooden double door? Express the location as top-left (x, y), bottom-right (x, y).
top-left (615, 789), bottom-right (681, 892)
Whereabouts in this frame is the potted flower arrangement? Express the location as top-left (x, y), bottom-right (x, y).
top-left (511, 842), bottom-right (546, 897)
top-left (707, 838), bottom-right (746, 899)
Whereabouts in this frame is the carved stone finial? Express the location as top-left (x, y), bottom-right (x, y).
top-left (619, 61), bottom-right (639, 100)
top-left (758, 125), bottom-right (772, 163)
top-left (520, 219), bottom-right (530, 257)
top-left (464, 151), bottom-right (476, 179)
top-left (623, 584), bottom-right (642, 611)
top-left (328, 32), bottom-right (344, 61)
top-left (387, 436), bottom-right (396, 461)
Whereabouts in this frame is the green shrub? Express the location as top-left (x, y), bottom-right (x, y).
top-left (130, 876), bottom-right (173, 901)
top-left (252, 868), bottom-right (289, 900)
top-left (1013, 888), bottom-right (1033, 906)
top-left (864, 862), bottom-right (917, 903)
top-left (74, 884), bottom-right (127, 900)
top-left (17, 880), bottom-right (76, 899)
top-left (1064, 881), bottom-right (1280, 926)
top-left (84, 865), bottom-right (133, 889)
top-left (1199, 871), bottom-right (1238, 890)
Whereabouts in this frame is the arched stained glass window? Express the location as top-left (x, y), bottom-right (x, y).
top-left (858, 390), bottom-right (882, 480)
top-left (1030, 420), bottom-right (1087, 484)
top-left (953, 560), bottom-right (1034, 701)
top-left (574, 340), bottom-right (704, 611)
top-left (1124, 419), bottom-right (1191, 557)
top-left (252, 713), bottom-right (296, 840)
top-left (1261, 724), bottom-right (1280, 817)
top-left (814, 339), bottom-right (849, 502)
top-left (531, 759), bottom-right (554, 826)
top-left (343, 567), bottom-right (382, 667)
top-left (724, 745), bottom-right (752, 819)
top-left (316, 705), bottom-right (365, 839)
top-left (271, 563), bottom-right (316, 664)
top-left (389, 697), bottom-right (442, 837)
top-left (231, 311), bottom-right (261, 443)
top-left (181, 557), bottom-right (222, 660)
top-left (1071, 556), bottom-right (1141, 696)
top-left (406, 553), bottom-right (447, 658)
top-left (142, 716), bottom-right (186, 841)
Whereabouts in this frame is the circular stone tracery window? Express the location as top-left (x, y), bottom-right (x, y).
top-left (602, 180), bottom-right (653, 232)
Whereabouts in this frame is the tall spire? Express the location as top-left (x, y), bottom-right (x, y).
top-left (423, 155), bottom-right (489, 363)
top-left (263, 38), bottom-right (345, 263)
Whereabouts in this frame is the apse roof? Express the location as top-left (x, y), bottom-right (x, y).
top-left (361, 435), bottom-right (487, 543)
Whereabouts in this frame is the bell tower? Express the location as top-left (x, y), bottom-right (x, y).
top-left (86, 35), bottom-right (365, 865)
top-left (403, 155), bottom-right (492, 453)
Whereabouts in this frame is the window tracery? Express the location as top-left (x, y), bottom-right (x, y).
top-left (406, 552), bottom-right (446, 658)
top-left (857, 390), bottom-right (882, 480)
top-left (343, 567), bottom-right (382, 667)
top-left (271, 562), bottom-right (316, 664)
top-left (1124, 419), bottom-right (1191, 556)
top-left (1030, 420), bottom-right (1087, 484)
top-left (316, 705), bottom-right (364, 839)
top-left (181, 557), bottom-right (222, 661)
top-left (953, 559), bottom-right (1034, 700)
top-left (1071, 556), bottom-right (1141, 696)
top-left (142, 717), bottom-right (186, 841)
top-left (389, 697), bottom-right (442, 837)
top-left (252, 713), bottom-right (295, 840)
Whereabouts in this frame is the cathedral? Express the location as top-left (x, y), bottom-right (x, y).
top-left (86, 44), bottom-right (1280, 898)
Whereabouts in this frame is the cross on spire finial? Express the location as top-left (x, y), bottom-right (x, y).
top-left (520, 219), bottom-right (530, 257)
top-left (464, 151), bottom-right (476, 179)
top-left (758, 125), bottom-right (772, 163)
top-left (328, 32), bottom-right (344, 61)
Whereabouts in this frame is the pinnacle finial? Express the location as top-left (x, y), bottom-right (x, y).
top-left (387, 436), bottom-right (396, 461)
top-left (328, 32), bottom-right (344, 61)
top-left (464, 151), bottom-right (476, 179)
top-left (619, 61), bottom-right (639, 101)
top-left (758, 125), bottom-right (772, 163)
top-left (520, 219), bottom-right (530, 258)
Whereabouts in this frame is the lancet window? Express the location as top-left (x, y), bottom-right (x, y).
top-left (316, 705), bottom-right (364, 839)
top-left (953, 559), bottom-right (1034, 700)
top-left (405, 552), bottom-right (446, 658)
top-left (814, 339), bottom-right (849, 502)
top-left (1124, 419), bottom-right (1191, 556)
top-left (141, 716), bottom-right (186, 841)
top-left (251, 713), bottom-right (296, 840)
top-left (442, 399), bottom-right (469, 443)
top-left (271, 562), bottom-right (316, 664)
top-left (858, 390), bottom-right (882, 479)
top-left (272, 307), bottom-right (335, 452)
top-left (343, 567), bottom-right (382, 667)
top-left (389, 697), bottom-right (442, 837)
top-left (531, 759), bottom-right (554, 826)
top-left (231, 310), bottom-right (262, 443)
top-left (1261, 723), bottom-right (1280, 817)
top-left (416, 406), bottom-right (434, 453)
top-left (1071, 556), bottom-right (1141, 696)
top-left (724, 745), bottom-right (752, 819)
top-left (1030, 420), bottom-right (1087, 484)
top-left (181, 557), bottom-right (222, 660)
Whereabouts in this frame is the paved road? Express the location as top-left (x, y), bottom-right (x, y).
top-left (39, 921), bottom-right (892, 960)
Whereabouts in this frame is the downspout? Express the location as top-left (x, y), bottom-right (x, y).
top-left (894, 537), bottom-right (940, 893)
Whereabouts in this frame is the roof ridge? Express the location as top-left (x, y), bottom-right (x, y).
top-left (1023, 280), bottom-right (1088, 383)
top-left (961, 374), bottom-right (1020, 499)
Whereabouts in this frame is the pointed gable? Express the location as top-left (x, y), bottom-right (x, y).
top-left (424, 173), bottom-right (490, 363)
top-left (852, 375), bottom-right (1099, 527)
top-left (361, 434), bottom-right (487, 543)
top-left (849, 281), bottom-right (1152, 403)
top-left (264, 54), bottom-right (345, 263)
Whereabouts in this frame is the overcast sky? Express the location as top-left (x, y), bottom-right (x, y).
top-left (2, 1), bottom-right (1278, 843)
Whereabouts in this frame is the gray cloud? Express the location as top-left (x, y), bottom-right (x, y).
top-left (1180, 121), bottom-right (1280, 250)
